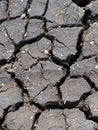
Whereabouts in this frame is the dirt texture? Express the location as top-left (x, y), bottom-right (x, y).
top-left (0, 0), bottom-right (98, 130)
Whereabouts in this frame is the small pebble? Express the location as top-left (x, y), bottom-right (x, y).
top-left (90, 41), bottom-right (94, 45)
top-left (44, 50), bottom-right (49, 55)
top-left (95, 65), bottom-right (98, 69)
top-left (20, 13), bottom-right (26, 19)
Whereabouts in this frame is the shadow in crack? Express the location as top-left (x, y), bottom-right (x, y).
top-left (72, 0), bottom-right (94, 7)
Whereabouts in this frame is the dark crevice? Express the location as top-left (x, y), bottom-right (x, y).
top-left (7, 72), bottom-right (30, 98)
top-left (48, 23), bottom-right (83, 31)
top-left (81, 8), bottom-right (92, 27)
top-left (0, 15), bottom-right (21, 24)
top-left (45, 101), bottom-right (65, 109)
top-left (23, 0), bottom-right (33, 17)
top-left (67, 8), bottom-right (92, 66)
top-left (80, 104), bottom-right (98, 123)
top-left (79, 91), bottom-right (92, 102)
top-left (30, 15), bottom-right (50, 21)
top-left (57, 86), bottom-right (63, 103)
top-left (17, 33), bottom-right (45, 49)
top-left (0, 105), bottom-right (11, 126)
top-left (44, 34), bottom-right (56, 42)
top-left (29, 99), bottom-right (81, 111)
top-left (56, 76), bottom-right (66, 88)
top-left (29, 100), bottom-right (44, 111)
top-left (72, 0), bottom-right (94, 7)
top-left (29, 15), bottom-right (53, 27)
top-left (42, 0), bottom-right (49, 16)
top-left (8, 15), bottom-right (21, 21)
top-left (5, 0), bottom-right (10, 19)
top-left (42, 17), bottom-right (48, 33)
top-left (56, 73), bottom-right (69, 102)
top-left (0, 59), bottom-right (9, 66)
top-left (64, 91), bottom-right (91, 109)
top-left (8, 102), bottom-right (24, 112)
top-left (49, 49), bottom-right (70, 70)
top-left (0, 43), bottom-right (4, 47)
top-left (66, 27), bottom-right (84, 67)
top-left (65, 54), bottom-right (78, 66)
top-left (82, 55), bottom-right (95, 60)
top-left (65, 100), bottom-right (79, 109)
top-left (0, 18), bottom-right (7, 24)
top-left (44, 100), bottom-right (79, 109)
top-left (31, 112), bottom-right (41, 130)
top-left (79, 104), bottom-right (92, 120)
top-left (83, 75), bottom-right (97, 91)
top-left (52, 55), bottom-right (70, 70)
top-left (23, 19), bottom-right (29, 39)
top-left (79, 90), bottom-right (98, 123)
top-left (90, 116), bottom-right (98, 123)
top-left (73, 28), bottom-right (84, 62)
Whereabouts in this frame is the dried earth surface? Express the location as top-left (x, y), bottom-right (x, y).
top-left (0, 0), bottom-right (98, 130)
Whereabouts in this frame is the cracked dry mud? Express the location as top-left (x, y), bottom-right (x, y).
top-left (0, 0), bottom-right (98, 130)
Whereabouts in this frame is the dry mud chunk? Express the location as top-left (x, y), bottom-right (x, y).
top-left (15, 61), bottom-right (65, 104)
top-left (22, 38), bottom-right (50, 58)
top-left (84, 92), bottom-right (98, 117)
top-left (45, 0), bottom-right (84, 25)
top-left (16, 49), bottom-right (37, 70)
top-left (35, 86), bottom-right (58, 104)
top-left (28, 0), bottom-right (47, 16)
top-left (87, 0), bottom-right (98, 22)
top-left (0, 1), bottom-right (6, 20)
top-left (0, 45), bottom-right (3, 60)
top-left (0, 70), bottom-right (22, 109)
top-left (61, 78), bottom-right (91, 104)
top-left (16, 38), bottom-right (51, 69)
top-left (82, 23), bottom-right (98, 57)
top-left (90, 74), bottom-right (98, 89)
top-left (64, 108), bottom-right (96, 130)
top-left (48, 27), bottom-right (82, 61)
top-left (9, 0), bottom-right (27, 17)
top-left (24, 19), bottom-right (43, 40)
top-left (36, 109), bottom-right (66, 130)
top-left (2, 18), bottom-right (27, 43)
top-left (3, 105), bottom-right (38, 130)
top-left (70, 57), bottom-right (98, 77)
top-left (0, 24), bottom-right (14, 59)
top-left (37, 38), bottom-right (51, 54)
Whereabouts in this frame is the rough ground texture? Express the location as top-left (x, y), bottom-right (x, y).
top-left (0, 0), bottom-right (98, 130)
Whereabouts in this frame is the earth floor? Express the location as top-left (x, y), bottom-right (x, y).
top-left (0, 0), bottom-right (98, 130)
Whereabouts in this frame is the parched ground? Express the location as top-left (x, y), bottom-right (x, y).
top-left (0, 0), bottom-right (98, 130)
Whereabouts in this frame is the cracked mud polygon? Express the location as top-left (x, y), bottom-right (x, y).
top-left (0, 0), bottom-right (98, 130)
